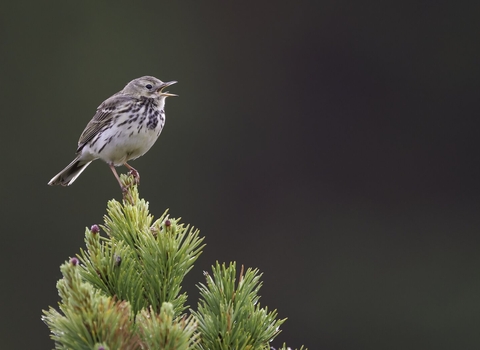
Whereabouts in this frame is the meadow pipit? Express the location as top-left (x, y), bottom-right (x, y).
top-left (48, 76), bottom-right (177, 191)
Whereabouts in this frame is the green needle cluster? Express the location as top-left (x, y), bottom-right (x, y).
top-left (42, 175), bottom-right (306, 350)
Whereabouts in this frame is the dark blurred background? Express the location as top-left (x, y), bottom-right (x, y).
top-left (1, 1), bottom-right (480, 349)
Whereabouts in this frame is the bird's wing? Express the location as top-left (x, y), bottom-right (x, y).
top-left (76, 94), bottom-right (130, 152)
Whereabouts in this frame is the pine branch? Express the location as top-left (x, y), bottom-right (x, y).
top-left (137, 303), bottom-right (199, 350)
top-left (42, 258), bottom-right (140, 349)
top-left (42, 175), bottom-right (306, 350)
top-left (192, 262), bottom-right (286, 350)
top-left (77, 175), bottom-right (204, 315)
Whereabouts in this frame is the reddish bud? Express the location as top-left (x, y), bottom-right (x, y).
top-left (90, 224), bottom-right (100, 234)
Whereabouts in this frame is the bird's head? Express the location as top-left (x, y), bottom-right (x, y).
top-left (123, 76), bottom-right (178, 99)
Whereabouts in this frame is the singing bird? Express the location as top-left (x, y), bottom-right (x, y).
top-left (48, 76), bottom-right (177, 190)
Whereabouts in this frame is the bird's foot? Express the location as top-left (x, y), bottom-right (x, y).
top-left (124, 163), bottom-right (140, 185)
top-left (129, 169), bottom-right (140, 185)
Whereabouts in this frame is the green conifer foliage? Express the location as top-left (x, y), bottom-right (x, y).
top-left (42, 175), bottom-right (306, 350)
top-left (192, 262), bottom-right (286, 350)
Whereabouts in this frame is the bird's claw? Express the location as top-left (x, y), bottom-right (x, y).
top-left (128, 169), bottom-right (140, 184)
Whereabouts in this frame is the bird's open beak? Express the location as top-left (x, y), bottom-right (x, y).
top-left (159, 81), bottom-right (178, 97)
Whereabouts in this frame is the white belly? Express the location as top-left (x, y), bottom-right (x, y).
top-left (81, 108), bottom-right (165, 166)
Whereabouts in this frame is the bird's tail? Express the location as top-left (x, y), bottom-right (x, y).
top-left (48, 156), bottom-right (92, 186)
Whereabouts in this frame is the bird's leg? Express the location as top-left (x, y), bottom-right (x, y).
top-left (124, 162), bottom-right (140, 184)
top-left (109, 163), bottom-right (126, 191)
top-left (110, 163), bottom-right (135, 203)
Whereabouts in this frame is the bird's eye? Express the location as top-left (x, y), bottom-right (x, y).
top-left (145, 84), bottom-right (153, 90)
